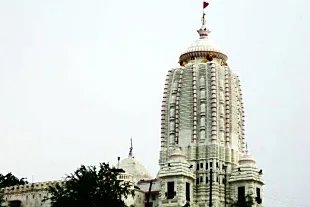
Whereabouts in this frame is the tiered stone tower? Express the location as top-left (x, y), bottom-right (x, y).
top-left (158, 148), bottom-right (195, 207)
top-left (158, 2), bottom-right (264, 206)
top-left (229, 147), bottom-right (264, 206)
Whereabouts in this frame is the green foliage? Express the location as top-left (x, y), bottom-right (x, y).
top-left (0, 172), bottom-right (28, 207)
top-left (230, 194), bottom-right (254, 207)
top-left (0, 173), bottom-right (28, 189)
top-left (44, 163), bottom-right (135, 207)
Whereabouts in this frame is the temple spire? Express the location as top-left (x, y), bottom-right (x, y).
top-left (129, 137), bottom-right (133, 157)
top-left (197, 1), bottom-right (211, 38)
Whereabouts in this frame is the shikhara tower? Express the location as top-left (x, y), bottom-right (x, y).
top-left (158, 2), bottom-right (264, 207)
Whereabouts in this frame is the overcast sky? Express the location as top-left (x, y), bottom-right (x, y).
top-left (0, 0), bottom-right (309, 206)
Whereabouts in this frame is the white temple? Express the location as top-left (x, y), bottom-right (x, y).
top-left (2, 2), bottom-right (264, 207)
top-left (156, 2), bottom-right (264, 206)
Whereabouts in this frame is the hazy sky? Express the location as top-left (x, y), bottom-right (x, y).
top-left (0, 0), bottom-right (309, 206)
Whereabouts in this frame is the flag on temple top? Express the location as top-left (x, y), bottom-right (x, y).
top-left (203, 1), bottom-right (209, 9)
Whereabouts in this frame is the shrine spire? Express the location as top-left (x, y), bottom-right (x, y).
top-left (197, 1), bottom-right (211, 38)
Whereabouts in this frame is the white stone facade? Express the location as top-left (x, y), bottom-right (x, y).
top-left (2, 175), bottom-right (145, 207)
top-left (158, 6), bottom-right (264, 207)
top-left (229, 151), bottom-right (264, 206)
top-left (158, 148), bottom-right (195, 207)
top-left (2, 181), bottom-right (57, 207)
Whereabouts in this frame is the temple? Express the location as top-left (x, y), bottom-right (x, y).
top-left (156, 2), bottom-right (264, 206)
top-left (2, 2), bottom-right (264, 207)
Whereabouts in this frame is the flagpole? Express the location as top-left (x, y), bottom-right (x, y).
top-left (202, 1), bottom-right (205, 24)
top-left (202, 1), bottom-right (209, 27)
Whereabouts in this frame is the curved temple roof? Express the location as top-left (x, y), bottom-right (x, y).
top-left (119, 138), bottom-right (152, 183)
top-left (179, 5), bottom-right (227, 62)
top-left (119, 156), bottom-right (152, 183)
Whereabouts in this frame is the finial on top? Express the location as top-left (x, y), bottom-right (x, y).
top-left (197, 1), bottom-right (211, 39)
top-left (129, 137), bottom-right (133, 157)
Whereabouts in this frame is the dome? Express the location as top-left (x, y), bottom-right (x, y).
top-left (118, 138), bottom-right (152, 183)
top-left (179, 36), bottom-right (227, 62)
top-left (169, 147), bottom-right (186, 160)
top-left (179, 13), bottom-right (227, 63)
top-left (238, 150), bottom-right (256, 167)
top-left (119, 156), bottom-right (152, 183)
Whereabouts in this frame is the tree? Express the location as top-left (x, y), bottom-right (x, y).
top-left (0, 173), bottom-right (28, 189)
top-left (0, 173), bottom-right (28, 207)
top-left (230, 194), bottom-right (254, 207)
top-left (45, 163), bottom-right (135, 207)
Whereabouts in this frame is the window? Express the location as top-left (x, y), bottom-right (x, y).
top-left (196, 178), bottom-right (199, 184)
top-left (200, 176), bottom-right (203, 182)
top-left (167, 182), bottom-right (175, 199)
top-left (8, 200), bottom-right (21, 207)
top-left (206, 176), bottom-right (208, 183)
top-left (186, 183), bottom-right (190, 201)
top-left (196, 163), bottom-right (199, 170)
top-left (256, 187), bottom-right (262, 204)
top-left (216, 162), bottom-right (219, 168)
top-left (238, 186), bottom-right (245, 202)
top-left (146, 202), bottom-right (153, 207)
top-left (151, 194), bottom-right (156, 200)
top-left (200, 163), bottom-right (203, 169)
top-left (206, 162), bottom-right (208, 169)
top-left (256, 187), bottom-right (261, 198)
top-left (210, 162), bottom-right (213, 168)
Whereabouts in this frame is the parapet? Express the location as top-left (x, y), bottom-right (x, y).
top-left (2, 180), bottom-right (65, 194)
top-left (117, 172), bottom-right (134, 182)
top-left (2, 172), bottom-right (136, 194)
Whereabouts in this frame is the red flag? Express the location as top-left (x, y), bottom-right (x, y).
top-left (203, 1), bottom-right (209, 9)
